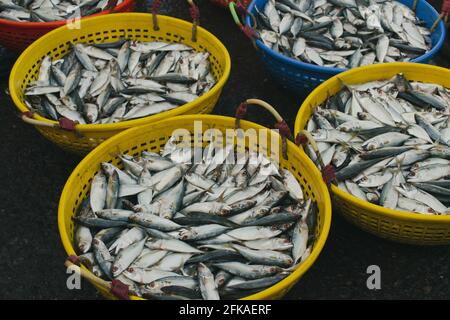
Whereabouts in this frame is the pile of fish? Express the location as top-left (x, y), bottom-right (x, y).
top-left (73, 137), bottom-right (318, 300)
top-left (24, 40), bottom-right (215, 124)
top-left (304, 73), bottom-right (450, 215)
top-left (0, 0), bottom-right (123, 22)
top-left (255, 0), bottom-right (432, 68)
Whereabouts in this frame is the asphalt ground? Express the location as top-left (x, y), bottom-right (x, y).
top-left (0, 0), bottom-right (449, 299)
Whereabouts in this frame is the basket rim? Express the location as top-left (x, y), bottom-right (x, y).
top-left (331, 185), bottom-right (450, 223)
top-left (294, 62), bottom-right (450, 224)
top-left (9, 13), bottom-right (232, 133)
top-left (0, 0), bottom-right (134, 28)
top-left (245, 0), bottom-right (446, 74)
top-left (58, 114), bottom-right (333, 300)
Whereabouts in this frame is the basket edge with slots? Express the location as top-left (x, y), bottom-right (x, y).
top-left (59, 113), bottom-right (332, 300)
top-left (9, 13), bottom-right (231, 155)
top-left (294, 62), bottom-right (450, 245)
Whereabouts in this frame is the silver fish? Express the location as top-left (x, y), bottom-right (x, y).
top-left (24, 39), bottom-right (216, 124)
top-left (73, 138), bottom-right (319, 299)
top-left (198, 263), bottom-right (220, 300)
top-left (0, 0), bottom-right (125, 22)
top-left (305, 73), bottom-right (449, 215)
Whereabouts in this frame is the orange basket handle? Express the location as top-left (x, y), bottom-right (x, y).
top-left (234, 98), bottom-right (292, 160)
top-left (150, 0), bottom-right (200, 42)
top-left (21, 112), bottom-right (83, 136)
top-left (65, 256), bottom-right (131, 300)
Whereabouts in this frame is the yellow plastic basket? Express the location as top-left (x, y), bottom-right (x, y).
top-left (59, 111), bottom-right (332, 300)
top-left (294, 62), bottom-right (450, 245)
top-left (9, 13), bottom-right (231, 155)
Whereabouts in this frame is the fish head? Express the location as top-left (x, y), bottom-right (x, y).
top-left (219, 207), bottom-right (232, 216)
top-left (178, 228), bottom-right (194, 241)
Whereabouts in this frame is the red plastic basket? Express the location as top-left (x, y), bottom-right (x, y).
top-left (0, 0), bottom-right (135, 53)
top-left (210, 0), bottom-right (251, 8)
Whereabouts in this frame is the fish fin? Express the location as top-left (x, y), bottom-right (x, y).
top-left (106, 145), bottom-right (125, 161)
top-left (204, 184), bottom-right (216, 195)
top-left (336, 76), bottom-right (351, 91)
top-left (393, 156), bottom-right (404, 173)
top-left (283, 261), bottom-right (301, 272)
top-left (393, 73), bottom-right (413, 92)
top-left (344, 131), bottom-right (362, 144)
top-left (215, 189), bottom-right (227, 203)
top-left (335, 138), bottom-right (360, 153)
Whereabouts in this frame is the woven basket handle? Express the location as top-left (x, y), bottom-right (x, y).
top-left (429, 0), bottom-right (450, 31)
top-left (229, 1), bottom-right (259, 41)
top-left (21, 112), bottom-right (82, 135)
top-left (210, 0), bottom-right (251, 8)
top-left (234, 99), bottom-right (292, 160)
top-left (151, 0), bottom-right (200, 42)
top-left (65, 256), bottom-right (131, 300)
top-left (295, 130), bottom-right (336, 185)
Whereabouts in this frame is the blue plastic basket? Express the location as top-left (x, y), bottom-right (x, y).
top-left (245, 0), bottom-right (446, 94)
